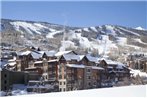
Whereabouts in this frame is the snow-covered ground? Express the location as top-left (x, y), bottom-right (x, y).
top-left (7, 85), bottom-right (146, 98)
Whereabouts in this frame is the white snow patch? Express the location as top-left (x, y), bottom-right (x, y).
top-left (90, 27), bottom-right (97, 32)
top-left (49, 28), bottom-right (56, 32)
top-left (10, 21), bottom-right (44, 35)
top-left (33, 23), bottom-right (48, 29)
top-left (117, 37), bottom-right (127, 45)
top-left (83, 28), bottom-right (89, 32)
top-left (135, 26), bottom-right (145, 31)
top-left (96, 35), bottom-right (118, 54)
top-left (9, 85), bottom-right (147, 97)
top-left (46, 31), bottom-right (62, 38)
top-left (55, 50), bottom-right (73, 57)
top-left (59, 40), bottom-right (77, 51)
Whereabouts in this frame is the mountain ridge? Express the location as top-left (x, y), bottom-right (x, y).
top-left (1, 18), bottom-right (147, 57)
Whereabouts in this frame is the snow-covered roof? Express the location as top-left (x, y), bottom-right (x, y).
top-left (92, 66), bottom-right (104, 70)
top-left (101, 58), bottom-right (118, 65)
top-left (34, 61), bottom-right (43, 64)
top-left (21, 50), bottom-right (31, 55)
top-left (63, 54), bottom-right (80, 61)
top-left (45, 50), bottom-right (56, 57)
top-left (8, 62), bottom-right (17, 66)
top-left (9, 66), bottom-right (16, 70)
top-left (38, 50), bottom-right (56, 57)
top-left (62, 54), bottom-right (86, 62)
top-left (66, 64), bottom-right (85, 68)
top-left (79, 55), bottom-right (85, 60)
top-left (55, 50), bottom-right (75, 57)
top-left (31, 51), bottom-right (43, 59)
top-left (17, 50), bottom-right (43, 59)
top-left (38, 51), bottom-right (45, 54)
top-left (116, 62), bottom-right (125, 69)
top-left (86, 55), bottom-right (98, 63)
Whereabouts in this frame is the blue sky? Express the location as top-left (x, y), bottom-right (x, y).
top-left (1, 1), bottom-right (147, 28)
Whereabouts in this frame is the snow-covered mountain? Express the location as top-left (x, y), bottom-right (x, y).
top-left (1, 19), bottom-right (147, 55)
top-left (135, 26), bottom-right (146, 31)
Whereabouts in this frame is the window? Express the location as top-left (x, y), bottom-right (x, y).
top-left (88, 76), bottom-right (91, 79)
top-left (88, 82), bottom-right (91, 86)
top-left (64, 88), bottom-right (66, 91)
top-left (4, 74), bottom-right (7, 78)
top-left (60, 82), bottom-right (62, 85)
top-left (59, 88), bottom-right (62, 91)
top-left (87, 69), bottom-right (91, 72)
top-left (63, 82), bottom-right (66, 85)
top-left (4, 80), bottom-right (7, 84)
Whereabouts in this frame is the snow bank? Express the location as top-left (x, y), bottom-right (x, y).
top-left (9, 85), bottom-right (146, 98)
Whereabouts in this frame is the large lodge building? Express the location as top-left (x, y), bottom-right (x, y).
top-left (0, 47), bottom-right (130, 92)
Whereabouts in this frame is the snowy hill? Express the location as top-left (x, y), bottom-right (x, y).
top-left (1, 19), bottom-right (147, 55)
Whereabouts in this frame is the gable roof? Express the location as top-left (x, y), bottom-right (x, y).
top-left (17, 50), bottom-right (43, 59)
top-left (55, 50), bottom-right (77, 57)
top-left (44, 50), bottom-right (56, 57)
top-left (31, 51), bottom-right (43, 59)
top-left (60, 54), bottom-right (87, 62)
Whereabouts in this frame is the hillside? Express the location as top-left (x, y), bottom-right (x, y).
top-left (1, 19), bottom-right (147, 56)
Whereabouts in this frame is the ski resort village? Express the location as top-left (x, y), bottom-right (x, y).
top-left (0, 18), bottom-right (147, 97)
top-left (0, 45), bottom-right (147, 96)
top-left (1, 1), bottom-right (147, 97)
